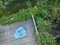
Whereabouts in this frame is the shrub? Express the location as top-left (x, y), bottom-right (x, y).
top-left (36, 0), bottom-right (60, 22)
top-left (35, 31), bottom-right (56, 45)
top-left (36, 17), bottom-right (52, 31)
top-left (0, 6), bottom-right (39, 25)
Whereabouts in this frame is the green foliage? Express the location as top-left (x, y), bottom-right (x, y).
top-left (0, 6), bottom-right (39, 25)
top-left (26, 0), bottom-right (32, 8)
top-left (0, 0), bottom-right (37, 18)
top-left (0, 0), bottom-right (59, 45)
top-left (36, 17), bottom-right (52, 31)
top-left (57, 18), bottom-right (60, 23)
top-left (0, 0), bottom-right (3, 6)
top-left (0, 0), bottom-right (11, 17)
top-left (34, 0), bottom-right (60, 45)
top-left (35, 31), bottom-right (56, 45)
top-left (37, 0), bottom-right (48, 6)
top-left (36, 0), bottom-right (60, 23)
top-left (34, 15), bottom-right (56, 45)
top-left (38, 7), bottom-right (51, 18)
top-left (48, 4), bottom-right (60, 22)
top-left (29, 6), bottom-right (39, 15)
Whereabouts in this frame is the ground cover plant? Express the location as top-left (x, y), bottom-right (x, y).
top-left (0, 6), bottom-right (39, 25)
top-left (34, 16), bottom-right (57, 45)
top-left (34, 31), bottom-right (56, 45)
top-left (34, 0), bottom-right (60, 45)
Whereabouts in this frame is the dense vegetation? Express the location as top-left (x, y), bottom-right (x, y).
top-left (34, 31), bottom-right (56, 45)
top-left (0, 0), bottom-right (60, 45)
top-left (0, 6), bottom-right (39, 25)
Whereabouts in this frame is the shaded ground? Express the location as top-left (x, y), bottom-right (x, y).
top-left (49, 23), bottom-right (60, 45)
top-left (0, 19), bottom-right (37, 45)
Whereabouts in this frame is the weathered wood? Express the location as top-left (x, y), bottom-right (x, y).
top-left (0, 19), bottom-right (37, 45)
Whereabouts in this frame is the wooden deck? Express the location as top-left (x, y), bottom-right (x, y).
top-left (0, 19), bottom-right (37, 45)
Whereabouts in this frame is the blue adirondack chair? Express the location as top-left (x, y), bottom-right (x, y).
top-left (14, 27), bottom-right (26, 39)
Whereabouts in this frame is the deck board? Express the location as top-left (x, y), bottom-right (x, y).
top-left (0, 19), bottom-right (37, 45)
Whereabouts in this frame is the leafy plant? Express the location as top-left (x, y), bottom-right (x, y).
top-left (36, 17), bottom-right (52, 31)
top-left (34, 31), bottom-right (56, 45)
top-left (57, 18), bottom-right (60, 24)
top-left (26, 0), bottom-right (32, 8)
top-left (37, 0), bottom-right (48, 6)
top-left (0, 6), bottom-right (39, 25)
